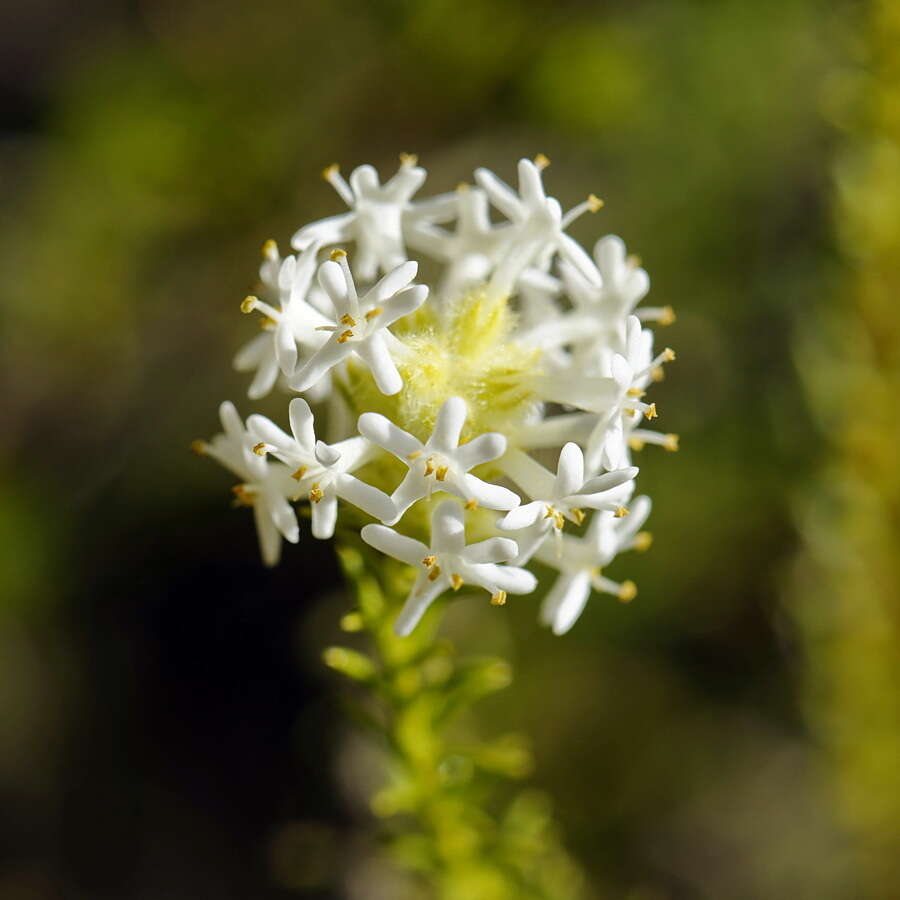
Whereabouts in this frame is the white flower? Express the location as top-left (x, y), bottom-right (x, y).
top-left (291, 157), bottom-right (455, 281)
top-left (235, 241), bottom-right (331, 398)
top-left (198, 401), bottom-right (300, 566)
top-left (362, 500), bottom-right (537, 635)
top-left (247, 398), bottom-right (395, 539)
top-left (200, 156), bottom-right (677, 635)
top-left (499, 444), bottom-right (638, 563)
top-left (536, 496), bottom-right (652, 635)
top-left (358, 396), bottom-right (520, 524)
top-left (290, 252), bottom-right (427, 396)
top-left (475, 157), bottom-right (602, 296)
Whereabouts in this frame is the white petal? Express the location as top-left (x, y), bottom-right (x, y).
top-left (254, 502), bottom-right (282, 567)
top-left (479, 563), bottom-right (537, 595)
top-left (462, 474), bottom-right (520, 511)
top-left (317, 260), bottom-right (349, 313)
top-left (360, 523), bottom-right (428, 566)
top-left (288, 398), bottom-right (317, 452)
top-left (219, 401), bottom-right (244, 442)
top-left (394, 574), bottom-right (447, 637)
top-left (371, 260), bottom-right (418, 303)
top-left (580, 466), bottom-right (638, 496)
top-left (517, 158), bottom-right (546, 208)
top-left (555, 442), bottom-right (584, 497)
top-left (379, 284), bottom-right (428, 327)
top-left (247, 354), bottom-right (279, 400)
top-left (357, 412), bottom-right (422, 459)
top-left (246, 414), bottom-right (296, 461)
top-left (498, 501), bottom-right (543, 531)
top-left (290, 335), bottom-right (351, 392)
top-left (542, 570), bottom-right (592, 635)
top-left (315, 440), bottom-right (342, 466)
top-left (355, 333), bottom-right (402, 395)
top-left (431, 500), bottom-right (466, 554)
top-left (430, 397), bottom-right (467, 452)
top-left (335, 474), bottom-right (396, 523)
top-left (311, 493), bottom-right (338, 539)
top-left (455, 432), bottom-right (506, 470)
top-left (463, 536), bottom-right (519, 564)
top-left (388, 470), bottom-right (426, 523)
top-left (274, 321), bottom-right (298, 375)
top-left (474, 167), bottom-right (522, 221)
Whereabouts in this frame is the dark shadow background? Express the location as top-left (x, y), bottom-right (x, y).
top-left (0, 0), bottom-right (887, 897)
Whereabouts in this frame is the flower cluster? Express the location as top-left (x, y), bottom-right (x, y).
top-left (196, 156), bottom-right (677, 635)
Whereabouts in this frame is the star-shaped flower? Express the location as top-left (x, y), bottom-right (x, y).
top-left (362, 500), bottom-right (537, 636)
top-left (289, 251), bottom-right (427, 396)
top-left (535, 495), bottom-right (652, 635)
top-left (475, 157), bottom-right (602, 296)
top-left (197, 401), bottom-right (300, 566)
top-left (291, 157), bottom-right (455, 281)
top-left (235, 241), bottom-right (331, 398)
top-left (498, 444), bottom-right (638, 563)
top-left (248, 398), bottom-right (395, 539)
top-left (358, 396), bottom-right (520, 524)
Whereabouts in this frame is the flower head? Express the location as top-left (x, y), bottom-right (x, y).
top-left (198, 156), bottom-right (677, 635)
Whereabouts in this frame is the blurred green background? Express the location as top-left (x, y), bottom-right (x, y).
top-left (1, 0), bottom-right (898, 897)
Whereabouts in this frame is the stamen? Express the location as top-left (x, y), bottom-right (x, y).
top-left (617, 580), bottom-right (637, 603)
top-left (663, 433), bottom-right (679, 452)
top-left (240, 295), bottom-right (258, 314)
top-left (231, 484), bottom-right (255, 507)
top-left (339, 313), bottom-right (357, 326)
top-left (291, 465), bottom-right (308, 481)
top-left (450, 573), bottom-right (464, 591)
top-left (399, 152), bottom-right (418, 167)
top-left (427, 564), bottom-right (442, 582)
top-left (308, 485), bottom-right (324, 503)
top-left (252, 442), bottom-right (267, 456)
top-left (423, 457), bottom-right (435, 476)
top-left (407, 450), bottom-right (422, 460)
top-left (464, 499), bottom-right (479, 510)
top-left (650, 366), bottom-right (665, 382)
top-left (626, 388), bottom-right (646, 398)
top-left (634, 531), bottom-right (653, 552)
top-left (337, 329), bottom-right (354, 343)
top-left (435, 465), bottom-right (449, 481)
top-left (534, 153), bottom-right (550, 170)
top-left (259, 316), bottom-right (275, 330)
top-left (322, 163), bottom-right (340, 181)
top-left (329, 248), bottom-right (347, 261)
top-left (261, 239), bottom-right (278, 258)
top-left (614, 506), bottom-right (630, 518)
top-left (190, 439), bottom-right (207, 456)
top-left (662, 347), bottom-right (676, 362)
top-left (659, 305), bottom-right (676, 326)
top-left (587, 193), bottom-right (604, 212)
top-left (364, 306), bottom-right (383, 320)
top-left (627, 253), bottom-right (642, 268)
top-left (628, 437), bottom-right (645, 451)
top-left (569, 508), bottom-right (586, 526)
top-left (422, 555), bottom-right (436, 567)
top-left (644, 403), bottom-right (658, 420)
top-left (490, 590), bottom-right (507, 606)
top-left (456, 181), bottom-right (470, 193)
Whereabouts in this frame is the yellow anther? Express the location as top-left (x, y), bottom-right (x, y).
top-left (450, 573), bottom-right (464, 591)
top-left (407, 450), bottom-right (422, 460)
top-left (456, 181), bottom-right (470, 193)
top-left (337, 329), bottom-right (354, 343)
top-left (587, 193), bottom-right (604, 212)
top-left (339, 313), bottom-right (357, 326)
top-left (534, 153), bottom-right (550, 170)
top-left (364, 306), bottom-right (384, 320)
top-left (435, 465), bottom-right (449, 481)
top-left (190, 439), bottom-right (207, 456)
top-left (490, 590), bottom-right (508, 606)
top-left (240, 295), bottom-right (258, 314)
top-left (663, 433), bottom-right (680, 452)
top-left (662, 347), bottom-right (676, 362)
top-left (553, 511), bottom-right (565, 530)
top-left (308, 485), bottom-right (324, 503)
top-left (617, 580), bottom-right (637, 603)
top-left (659, 305), bottom-right (676, 326)
top-left (259, 316), bottom-right (276, 330)
top-left (252, 442), bottom-right (267, 456)
top-left (427, 564), bottom-right (442, 582)
top-left (623, 408), bottom-right (637, 418)
top-left (231, 484), bottom-right (255, 507)
top-left (423, 458), bottom-right (435, 476)
top-left (322, 163), bottom-right (340, 180)
top-left (261, 238), bottom-right (278, 258)
top-left (569, 508), bottom-right (586, 526)
top-left (291, 465), bottom-right (308, 481)
top-left (644, 403), bottom-right (658, 421)
top-left (422, 555), bottom-right (437, 568)
top-left (329, 248), bottom-right (347, 261)
top-left (543, 506), bottom-right (556, 520)
top-left (399, 152), bottom-right (419, 167)
top-left (627, 253), bottom-right (642, 268)
top-left (628, 437), bottom-right (645, 451)
top-left (614, 506), bottom-right (630, 518)
top-left (626, 388), bottom-right (646, 398)
top-left (464, 499), bottom-right (478, 510)
top-left (650, 366), bottom-right (665, 382)
top-left (634, 531), bottom-right (653, 552)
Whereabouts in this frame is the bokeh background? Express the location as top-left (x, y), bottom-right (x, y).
top-left (2, 0), bottom-right (898, 897)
